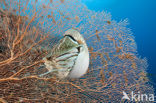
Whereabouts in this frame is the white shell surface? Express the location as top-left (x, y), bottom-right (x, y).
top-left (68, 47), bottom-right (89, 78)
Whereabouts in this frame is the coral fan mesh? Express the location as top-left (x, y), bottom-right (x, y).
top-left (0, 0), bottom-right (154, 102)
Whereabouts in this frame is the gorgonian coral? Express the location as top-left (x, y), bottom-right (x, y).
top-left (0, 0), bottom-right (154, 102)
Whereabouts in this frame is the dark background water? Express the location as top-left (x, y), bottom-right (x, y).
top-left (82, 0), bottom-right (156, 94)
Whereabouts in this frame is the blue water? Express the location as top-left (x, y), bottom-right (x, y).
top-left (82, 0), bottom-right (156, 93)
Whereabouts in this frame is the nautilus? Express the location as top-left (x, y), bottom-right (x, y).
top-left (42, 29), bottom-right (89, 79)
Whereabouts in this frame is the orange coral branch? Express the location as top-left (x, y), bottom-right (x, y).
top-left (10, 60), bottom-right (44, 78)
top-left (14, 13), bottom-right (36, 46)
top-left (0, 98), bottom-right (7, 103)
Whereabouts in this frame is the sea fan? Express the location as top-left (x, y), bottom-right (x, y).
top-left (0, 0), bottom-right (154, 102)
